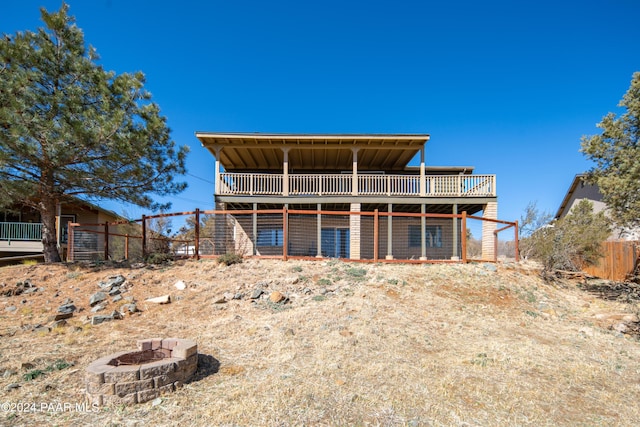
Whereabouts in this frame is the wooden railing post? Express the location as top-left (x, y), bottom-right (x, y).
top-left (125, 234), bottom-right (129, 260)
top-left (514, 220), bottom-right (519, 262)
top-left (104, 222), bottom-right (109, 261)
top-left (141, 215), bottom-right (147, 259)
top-left (68, 223), bottom-right (75, 262)
top-left (194, 208), bottom-right (200, 260)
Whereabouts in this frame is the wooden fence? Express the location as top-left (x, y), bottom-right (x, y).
top-left (583, 241), bottom-right (640, 281)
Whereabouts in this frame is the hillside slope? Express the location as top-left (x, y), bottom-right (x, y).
top-left (1, 259), bottom-right (640, 426)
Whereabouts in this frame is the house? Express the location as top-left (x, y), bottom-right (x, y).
top-left (196, 132), bottom-right (499, 261)
top-left (556, 174), bottom-right (640, 240)
top-left (0, 198), bottom-right (123, 263)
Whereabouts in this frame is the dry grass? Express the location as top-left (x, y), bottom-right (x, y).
top-left (1, 259), bottom-right (640, 426)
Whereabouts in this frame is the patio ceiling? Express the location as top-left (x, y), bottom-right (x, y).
top-left (196, 132), bottom-right (430, 172)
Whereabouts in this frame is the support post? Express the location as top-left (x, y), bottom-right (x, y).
top-left (514, 221), bottom-right (520, 262)
top-left (317, 203), bottom-right (322, 258)
top-left (452, 204), bottom-right (459, 260)
top-left (420, 204), bottom-right (427, 260)
top-left (68, 224), bottom-right (74, 262)
top-left (125, 234), bottom-right (129, 261)
top-left (282, 148), bottom-right (290, 197)
top-left (141, 215), bottom-right (147, 259)
top-left (352, 148), bottom-right (359, 196)
top-left (104, 222), bottom-right (109, 261)
top-left (373, 209), bottom-right (379, 262)
top-left (213, 146), bottom-right (222, 195)
top-left (420, 147), bottom-right (426, 197)
top-left (461, 211), bottom-right (467, 263)
top-left (386, 203), bottom-right (393, 260)
top-left (253, 203), bottom-right (258, 256)
top-left (194, 208), bottom-right (200, 260)
top-left (282, 205), bottom-right (288, 261)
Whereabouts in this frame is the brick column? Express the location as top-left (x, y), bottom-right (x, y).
top-left (349, 203), bottom-right (361, 260)
top-left (482, 202), bottom-right (498, 260)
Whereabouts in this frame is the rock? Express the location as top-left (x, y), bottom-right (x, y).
top-left (110, 310), bottom-right (123, 320)
top-left (234, 293), bottom-right (243, 300)
top-left (223, 292), bottom-right (235, 301)
top-left (89, 291), bottom-right (107, 307)
top-left (213, 296), bottom-right (227, 304)
top-left (33, 325), bottom-right (51, 333)
top-left (112, 294), bottom-right (123, 303)
top-left (58, 303), bottom-right (77, 314)
top-left (5, 306), bottom-right (16, 312)
top-left (4, 383), bottom-right (20, 391)
top-left (108, 288), bottom-right (121, 296)
top-left (250, 289), bottom-right (264, 299)
top-left (145, 295), bottom-right (171, 304)
top-left (99, 275), bottom-right (126, 291)
top-left (269, 291), bottom-right (285, 303)
top-left (91, 315), bottom-right (113, 325)
top-left (174, 280), bottom-right (186, 290)
top-left (49, 312), bottom-right (73, 322)
top-left (90, 304), bottom-right (106, 313)
top-left (120, 303), bottom-right (138, 314)
top-left (62, 298), bottom-right (73, 305)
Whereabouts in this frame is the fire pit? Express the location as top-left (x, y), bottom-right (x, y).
top-left (85, 338), bottom-right (198, 405)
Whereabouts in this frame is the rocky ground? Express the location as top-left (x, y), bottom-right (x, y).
top-left (1, 258), bottom-right (640, 426)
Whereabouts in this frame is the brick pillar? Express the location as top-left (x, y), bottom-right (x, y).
top-left (349, 203), bottom-right (361, 260)
top-left (482, 202), bottom-right (498, 261)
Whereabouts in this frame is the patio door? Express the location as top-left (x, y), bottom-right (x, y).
top-left (321, 227), bottom-right (350, 258)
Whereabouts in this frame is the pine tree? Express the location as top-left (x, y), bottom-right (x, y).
top-left (581, 72), bottom-right (640, 234)
top-left (0, 3), bottom-right (188, 262)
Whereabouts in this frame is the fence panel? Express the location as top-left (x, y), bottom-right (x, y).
top-left (583, 241), bottom-right (639, 281)
top-left (68, 208), bottom-right (518, 264)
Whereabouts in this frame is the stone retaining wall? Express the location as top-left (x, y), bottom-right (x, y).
top-left (85, 338), bottom-right (198, 405)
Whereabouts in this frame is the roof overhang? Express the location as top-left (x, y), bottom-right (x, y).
top-left (555, 174), bottom-right (585, 219)
top-left (196, 132), bottom-right (430, 172)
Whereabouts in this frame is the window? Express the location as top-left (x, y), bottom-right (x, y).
top-left (257, 227), bottom-right (283, 246)
top-left (409, 225), bottom-right (443, 248)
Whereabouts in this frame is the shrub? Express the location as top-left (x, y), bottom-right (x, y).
top-left (522, 200), bottom-right (611, 275)
top-left (217, 252), bottom-right (243, 266)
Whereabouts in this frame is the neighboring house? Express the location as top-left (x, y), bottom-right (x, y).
top-left (556, 174), bottom-right (640, 241)
top-left (0, 198), bottom-right (123, 263)
top-left (196, 132), bottom-right (499, 260)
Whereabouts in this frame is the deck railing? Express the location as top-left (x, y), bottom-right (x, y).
top-left (218, 173), bottom-right (495, 197)
top-left (0, 222), bottom-right (43, 241)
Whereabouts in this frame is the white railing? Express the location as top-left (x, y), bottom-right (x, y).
top-left (290, 174), bottom-right (352, 195)
top-left (219, 173), bottom-right (283, 195)
top-left (0, 222), bottom-right (43, 241)
top-left (218, 173), bottom-right (495, 197)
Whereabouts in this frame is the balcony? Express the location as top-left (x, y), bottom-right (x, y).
top-left (217, 173), bottom-right (496, 197)
top-left (0, 222), bottom-right (43, 252)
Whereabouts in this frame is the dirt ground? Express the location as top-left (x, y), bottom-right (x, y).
top-left (1, 258), bottom-right (640, 426)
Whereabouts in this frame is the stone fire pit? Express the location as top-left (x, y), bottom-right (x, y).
top-left (85, 338), bottom-right (198, 405)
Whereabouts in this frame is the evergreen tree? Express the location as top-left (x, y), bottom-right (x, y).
top-left (0, 4), bottom-right (188, 262)
top-left (581, 72), bottom-right (640, 234)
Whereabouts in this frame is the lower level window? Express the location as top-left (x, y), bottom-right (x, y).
top-left (257, 228), bottom-right (283, 246)
top-left (409, 225), bottom-right (443, 248)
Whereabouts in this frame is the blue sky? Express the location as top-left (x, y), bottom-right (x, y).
top-left (3, 0), bottom-right (640, 226)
